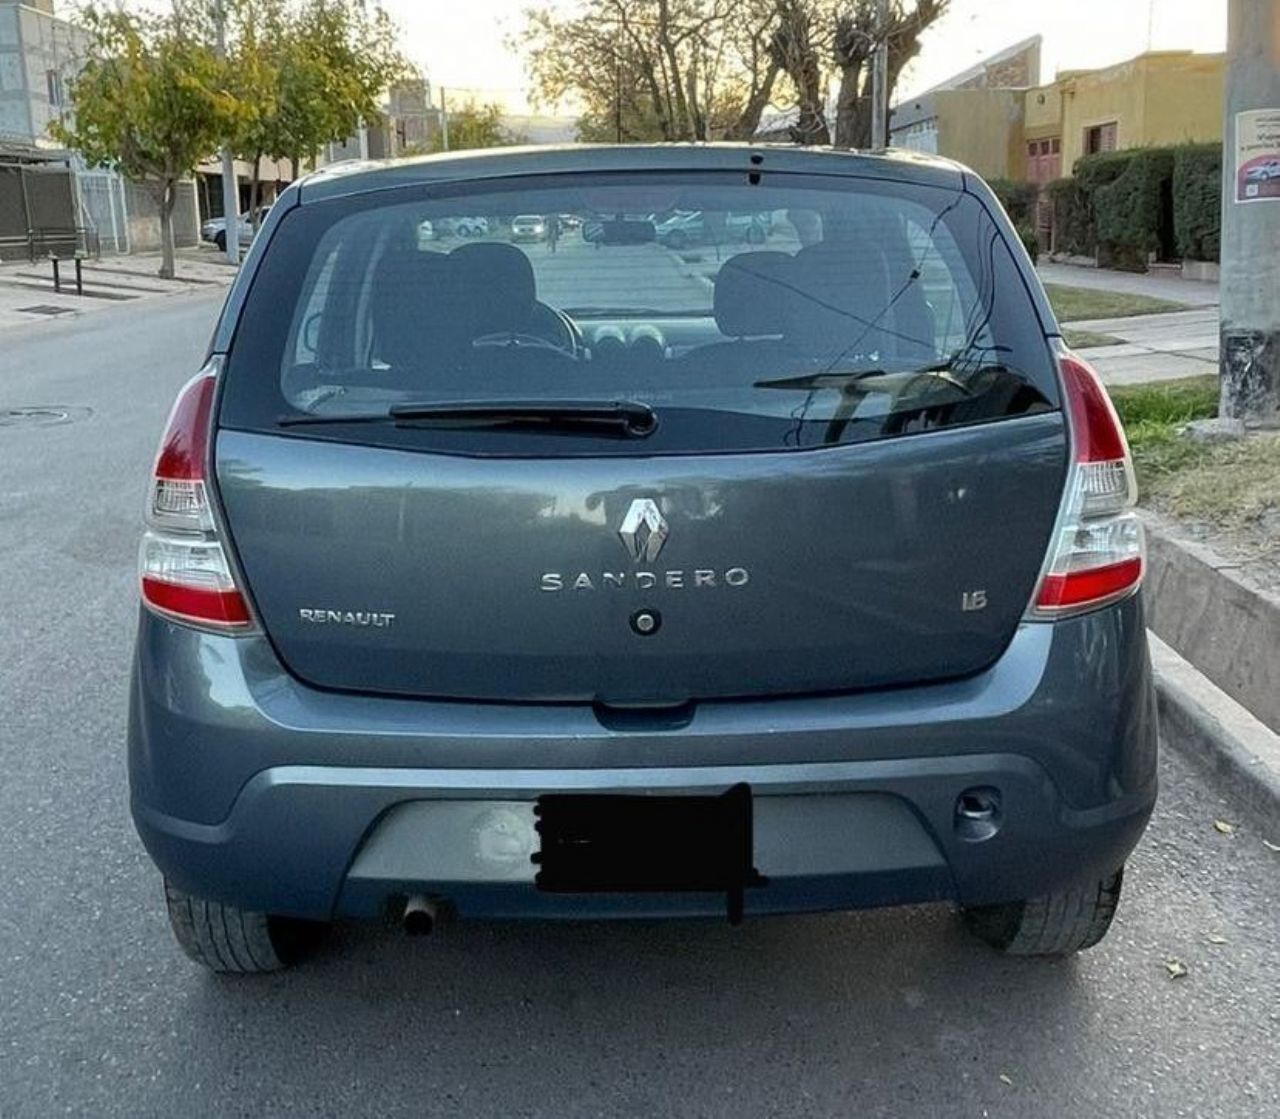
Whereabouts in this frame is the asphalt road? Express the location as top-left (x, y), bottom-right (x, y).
top-left (1, 292), bottom-right (1278, 1118)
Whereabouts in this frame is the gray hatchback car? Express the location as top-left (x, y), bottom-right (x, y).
top-left (129, 145), bottom-right (1156, 972)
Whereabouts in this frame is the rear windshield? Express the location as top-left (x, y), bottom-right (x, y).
top-left (219, 171), bottom-right (1058, 456)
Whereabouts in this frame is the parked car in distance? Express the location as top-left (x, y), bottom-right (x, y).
top-left (202, 205), bottom-right (272, 252)
top-left (655, 209), bottom-right (769, 249)
top-left (132, 144), bottom-right (1156, 973)
top-left (453, 215), bottom-right (489, 237)
top-left (510, 214), bottom-right (547, 242)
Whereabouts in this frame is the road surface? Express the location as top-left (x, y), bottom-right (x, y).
top-left (1, 291), bottom-right (1277, 1118)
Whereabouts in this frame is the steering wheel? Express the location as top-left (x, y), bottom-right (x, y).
top-left (472, 331), bottom-right (577, 358)
top-left (471, 302), bottom-right (579, 359)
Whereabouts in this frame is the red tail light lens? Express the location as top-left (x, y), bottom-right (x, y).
top-left (1028, 354), bottom-right (1144, 618)
top-left (139, 365), bottom-right (254, 631)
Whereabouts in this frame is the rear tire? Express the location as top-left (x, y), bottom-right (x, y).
top-left (163, 881), bottom-right (325, 974)
top-left (213, 230), bottom-right (226, 253)
top-left (962, 867), bottom-right (1124, 956)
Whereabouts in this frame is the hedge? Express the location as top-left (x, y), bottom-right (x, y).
top-left (987, 178), bottom-right (1040, 228)
top-left (1049, 177), bottom-right (1092, 257)
top-left (1049, 142), bottom-right (1222, 267)
top-left (1173, 143), bottom-right (1222, 263)
top-left (1088, 149), bottom-right (1175, 269)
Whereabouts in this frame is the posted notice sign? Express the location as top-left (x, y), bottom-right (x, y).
top-left (1235, 109), bottom-right (1280, 203)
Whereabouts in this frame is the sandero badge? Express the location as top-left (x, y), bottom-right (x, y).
top-left (618, 498), bottom-right (669, 563)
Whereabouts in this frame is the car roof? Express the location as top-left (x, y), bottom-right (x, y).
top-left (296, 143), bottom-right (968, 204)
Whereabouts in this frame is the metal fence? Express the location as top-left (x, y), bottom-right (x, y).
top-left (0, 163), bottom-right (77, 261)
top-left (75, 169), bottom-right (130, 254)
top-left (2, 163), bottom-right (201, 259)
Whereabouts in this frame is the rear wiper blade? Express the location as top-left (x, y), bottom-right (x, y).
top-left (756, 363), bottom-right (996, 397)
top-left (279, 399), bottom-right (658, 437)
top-left (754, 347), bottom-right (1014, 396)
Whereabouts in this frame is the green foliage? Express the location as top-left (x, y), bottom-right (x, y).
top-left (1048, 177), bottom-right (1092, 257)
top-left (1082, 149), bottom-right (1175, 270)
top-left (1109, 376), bottom-right (1219, 429)
top-left (226, 0), bottom-right (411, 174)
top-left (425, 101), bottom-right (522, 153)
top-left (52, 4), bottom-right (240, 277)
top-left (1050, 143), bottom-right (1223, 267)
top-left (1172, 143), bottom-right (1222, 262)
top-left (988, 179), bottom-right (1039, 228)
top-left (1044, 283), bottom-right (1186, 322)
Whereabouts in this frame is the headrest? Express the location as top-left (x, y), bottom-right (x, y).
top-left (370, 248), bottom-right (449, 368)
top-left (446, 242), bottom-right (537, 339)
top-left (713, 251), bottom-right (794, 338)
top-left (786, 242), bottom-right (892, 357)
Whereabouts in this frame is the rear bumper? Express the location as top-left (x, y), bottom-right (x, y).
top-left (129, 597), bottom-right (1158, 921)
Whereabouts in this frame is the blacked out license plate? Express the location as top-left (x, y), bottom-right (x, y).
top-left (533, 783), bottom-right (761, 922)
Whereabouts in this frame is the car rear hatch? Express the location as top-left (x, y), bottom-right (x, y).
top-left (212, 164), bottom-right (1068, 705)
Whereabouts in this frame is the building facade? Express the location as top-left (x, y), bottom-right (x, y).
top-left (1022, 51), bottom-right (1224, 184)
top-left (892, 43), bottom-right (1225, 187)
top-left (890, 36), bottom-right (1041, 180)
top-left (0, 0), bottom-right (87, 158)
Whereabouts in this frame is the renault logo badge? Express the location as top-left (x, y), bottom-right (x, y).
top-left (618, 498), bottom-right (669, 564)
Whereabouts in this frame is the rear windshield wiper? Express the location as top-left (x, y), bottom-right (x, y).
top-left (278, 399), bottom-right (658, 437)
top-left (754, 347), bottom-right (1015, 396)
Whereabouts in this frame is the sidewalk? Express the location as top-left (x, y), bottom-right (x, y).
top-left (0, 247), bottom-right (234, 332)
top-left (1037, 260), bottom-right (1219, 308)
top-left (1037, 260), bottom-right (1220, 385)
top-left (1073, 308), bottom-right (1219, 385)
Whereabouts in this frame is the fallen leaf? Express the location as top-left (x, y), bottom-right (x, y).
top-left (1213, 820), bottom-right (1236, 835)
top-left (998, 1074), bottom-right (1014, 1087)
top-left (1165, 958), bottom-right (1189, 979)
top-left (1206, 934), bottom-right (1228, 945)
top-left (1263, 839), bottom-right (1280, 853)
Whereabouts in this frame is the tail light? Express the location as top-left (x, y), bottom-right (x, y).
top-left (1027, 353), bottom-right (1144, 618)
top-left (139, 362), bottom-right (253, 631)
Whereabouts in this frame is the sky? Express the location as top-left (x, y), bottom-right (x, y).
top-left (384, 0), bottom-right (1228, 116)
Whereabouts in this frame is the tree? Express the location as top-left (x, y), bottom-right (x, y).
top-left (766, 1), bottom-right (949, 147)
top-left (53, 4), bottom-right (240, 278)
top-left (831, 0), bottom-right (948, 149)
top-left (424, 101), bottom-right (523, 153)
top-left (522, 1), bottom-right (784, 143)
top-left (223, 0), bottom-right (287, 226)
top-left (225, 0), bottom-right (411, 197)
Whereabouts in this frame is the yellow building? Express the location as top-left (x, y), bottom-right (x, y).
top-left (892, 48), bottom-right (1224, 185)
top-left (1023, 51), bottom-right (1224, 184)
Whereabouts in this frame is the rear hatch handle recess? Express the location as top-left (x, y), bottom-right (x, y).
top-left (277, 399), bottom-right (658, 438)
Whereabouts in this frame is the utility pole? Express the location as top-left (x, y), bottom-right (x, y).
top-left (615, 52), bottom-right (623, 143)
top-left (1219, 0), bottom-right (1280, 423)
top-left (439, 87), bottom-right (449, 152)
top-left (870, 0), bottom-right (889, 148)
top-left (213, 0), bottom-right (239, 266)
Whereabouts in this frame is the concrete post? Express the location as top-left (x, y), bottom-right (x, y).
top-left (871, 0), bottom-right (889, 149)
top-left (214, 0), bottom-right (239, 266)
top-left (1219, 0), bottom-right (1280, 422)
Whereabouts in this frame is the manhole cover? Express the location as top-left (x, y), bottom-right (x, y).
top-left (0, 405), bottom-right (92, 428)
top-left (16, 304), bottom-right (76, 316)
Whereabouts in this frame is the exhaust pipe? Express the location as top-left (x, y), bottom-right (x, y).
top-left (402, 894), bottom-right (439, 936)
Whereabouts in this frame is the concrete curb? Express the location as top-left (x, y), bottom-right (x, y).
top-left (1150, 633), bottom-right (1280, 832)
top-left (1142, 511), bottom-right (1280, 733)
